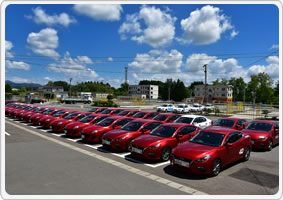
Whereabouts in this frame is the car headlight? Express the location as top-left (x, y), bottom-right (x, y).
top-left (57, 122), bottom-right (63, 125)
top-left (258, 136), bottom-right (268, 140)
top-left (73, 126), bottom-right (80, 129)
top-left (35, 116), bottom-right (40, 119)
top-left (113, 136), bottom-right (127, 141)
top-left (195, 155), bottom-right (211, 162)
top-left (91, 130), bottom-right (99, 134)
top-left (20, 113), bottom-right (24, 115)
top-left (45, 119), bottom-right (51, 122)
top-left (146, 143), bottom-right (161, 150)
top-left (27, 115), bottom-right (31, 117)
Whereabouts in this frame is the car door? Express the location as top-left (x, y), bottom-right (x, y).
top-left (224, 132), bottom-right (244, 163)
top-left (175, 126), bottom-right (197, 143)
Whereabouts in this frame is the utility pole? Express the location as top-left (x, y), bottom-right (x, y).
top-left (69, 78), bottom-right (72, 97)
top-left (203, 64), bottom-right (207, 104)
top-left (125, 66), bottom-right (128, 84)
top-left (168, 78), bottom-right (172, 102)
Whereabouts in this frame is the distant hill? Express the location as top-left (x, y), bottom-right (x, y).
top-left (5, 80), bottom-right (42, 88)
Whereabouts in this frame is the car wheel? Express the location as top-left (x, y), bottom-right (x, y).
top-left (243, 146), bottom-right (250, 161)
top-left (211, 159), bottom-right (221, 176)
top-left (267, 139), bottom-right (273, 151)
top-left (99, 133), bottom-right (105, 143)
top-left (160, 147), bottom-right (171, 162)
top-left (126, 139), bottom-right (133, 152)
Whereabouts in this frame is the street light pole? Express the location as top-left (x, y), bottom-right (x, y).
top-left (69, 78), bottom-right (72, 97)
top-left (203, 64), bottom-right (208, 104)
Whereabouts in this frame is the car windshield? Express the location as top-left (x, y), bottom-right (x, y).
top-left (161, 104), bottom-right (168, 107)
top-left (63, 113), bottom-right (79, 119)
top-left (112, 110), bottom-right (122, 114)
top-left (177, 105), bottom-right (184, 108)
top-left (96, 108), bottom-right (106, 113)
top-left (121, 122), bottom-right (143, 131)
top-left (153, 115), bottom-right (167, 121)
top-left (214, 119), bottom-right (235, 127)
top-left (88, 108), bottom-right (98, 112)
top-left (175, 117), bottom-right (193, 124)
top-left (190, 131), bottom-right (225, 147)
top-left (20, 106), bottom-right (29, 110)
top-left (149, 126), bottom-right (177, 138)
top-left (51, 111), bottom-right (66, 117)
top-left (246, 122), bottom-right (272, 131)
top-left (79, 116), bottom-right (96, 123)
top-left (34, 108), bottom-right (44, 113)
top-left (42, 109), bottom-right (54, 115)
top-left (101, 109), bottom-right (112, 114)
top-left (117, 111), bottom-right (129, 116)
top-left (193, 105), bottom-right (199, 107)
top-left (97, 118), bottom-right (115, 127)
top-left (27, 107), bottom-right (36, 111)
top-left (115, 119), bottom-right (133, 126)
top-left (132, 112), bottom-right (146, 118)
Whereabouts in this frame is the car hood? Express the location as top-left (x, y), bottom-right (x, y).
top-left (65, 122), bottom-right (85, 129)
top-left (50, 119), bottom-right (68, 125)
top-left (103, 129), bottom-right (133, 139)
top-left (242, 129), bottom-right (269, 138)
top-left (82, 125), bottom-right (107, 133)
top-left (172, 142), bottom-right (216, 160)
top-left (132, 135), bottom-right (167, 147)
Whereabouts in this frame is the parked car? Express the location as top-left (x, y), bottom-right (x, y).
top-left (30, 108), bottom-right (64, 126)
top-left (38, 110), bottom-right (73, 129)
top-left (132, 111), bottom-right (159, 119)
top-left (81, 116), bottom-right (134, 143)
top-left (156, 104), bottom-right (175, 112)
top-left (152, 113), bottom-right (181, 123)
top-left (131, 123), bottom-right (200, 161)
top-left (241, 120), bottom-right (279, 151)
top-left (100, 108), bottom-right (124, 116)
top-left (22, 107), bottom-right (48, 123)
top-left (64, 114), bottom-right (110, 137)
top-left (116, 110), bottom-right (140, 117)
top-left (173, 104), bottom-right (190, 113)
top-left (213, 118), bottom-right (248, 130)
top-left (102, 119), bottom-right (163, 151)
top-left (15, 106), bottom-right (39, 120)
top-left (50, 112), bottom-right (90, 133)
top-left (170, 126), bottom-right (251, 176)
top-left (10, 105), bottom-right (32, 118)
top-left (190, 103), bottom-right (205, 112)
top-left (175, 115), bottom-right (212, 129)
top-left (203, 103), bottom-right (214, 111)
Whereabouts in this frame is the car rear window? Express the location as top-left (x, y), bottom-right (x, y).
top-left (175, 117), bottom-right (193, 124)
top-left (246, 122), bottom-right (272, 131)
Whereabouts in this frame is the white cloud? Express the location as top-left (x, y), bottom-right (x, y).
top-left (27, 7), bottom-right (76, 27)
top-left (44, 77), bottom-right (52, 81)
top-left (73, 4), bottom-right (122, 21)
top-left (248, 56), bottom-right (279, 79)
top-left (119, 5), bottom-right (176, 48)
top-left (108, 57), bottom-right (113, 62)
top-left (129, 49), bottom-right (183, 73)
top-left (47, 52), bottom-right (98, 81)
top-left (185, 53), bottom-right (216, 72)
top-left (5, 40), bottom-right (14, 58)
top-left (76, 56), bottom-right (93, 64)
top-left (178, 5), bottom-right (236, 45)
top-left (230, 30), bottom-right (239, 39)
top-left (8, 76), bottom-right (32, 83)
top-left (270, 44), bottom-right (279, 49)
top-left (27, 28), bottom-right (60, 58)
top-left (6, 60), bottom-right (31, 71)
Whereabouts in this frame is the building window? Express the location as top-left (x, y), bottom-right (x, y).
top-left (222, 94), bottom-right (225, 97)
top-left (222, 88), bottom-right (225, 91)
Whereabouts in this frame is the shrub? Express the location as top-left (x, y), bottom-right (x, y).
top-left (214, 106), bottom-right (220, 116)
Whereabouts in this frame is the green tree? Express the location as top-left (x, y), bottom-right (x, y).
top-left (228, 77), bottom-right (247, 101)
top-left (5, 84), bottom-right (12, 93)
top-left (188, 81), bottom-right (203, 97)
top-left (19, 87), bottom-right (27, 95)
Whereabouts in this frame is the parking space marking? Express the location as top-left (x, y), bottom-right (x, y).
top-left (5, 132), bottom-right (11, 136)
top-left (66, 138), bottom-right (81, 142)
top-left (6, 120), bottom-right (207, 195)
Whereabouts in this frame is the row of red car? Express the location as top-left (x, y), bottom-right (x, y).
top-left (5, 102), bottom-right (279, 176)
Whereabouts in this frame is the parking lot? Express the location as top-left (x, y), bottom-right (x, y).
top-left (4, 103), bottom-right (279, 196)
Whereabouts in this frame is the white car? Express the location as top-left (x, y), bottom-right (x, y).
top-left (190, 103), bottom-right (205, 112)
top-left (156, 104), bottom-right (175, 112)
top-left (173, 104), bottom-right (190, 113)
top-left (174, 114), bottom-right (212, 129)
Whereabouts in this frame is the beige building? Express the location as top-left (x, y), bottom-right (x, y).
top-left (194, 84), bottom-right (233, 103)
top-left (128, 85), bottom-right (158, 99)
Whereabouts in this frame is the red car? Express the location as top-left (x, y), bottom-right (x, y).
top-left (86, 107), bottom-right (103, 113)
top-left (15, 106), bottom-right (39, 120)
top-left (30, 108), bottom-right (63, 126)
top-left (22, 107), bottom-right (47, 123)
top-left (81, 116), bottom-right (134, 143)
top-left (170, 127), bottom-right (251, 176)
top-left (64, 114), bottom-right (110, 137)
top-left (10, 105), bottom-right (31, 118)
top-left (6, 103), bottom-right (25, 116)
top-left (116, 110), bottom-right (140, 117)
top-left (131, 123), bottom-right (200, 161)
top-left (152, 113), bottom-right (181, 123)
top-left (100, 108), bottom-right (124, 116)
top-left (242, 120), bottom-right (279, 151)
top-left (213, 118), bottom-right (248, 130)
top-left (102, 119), bottom-right (163, 152)
top-left (38, 110), bottom-right (73, 129)
top-left (131, 111), bottom-right (159, 119)
top-left (50, 112), bottom-right (90, 133)
top-left (94, 107), bottom-right (108, 113)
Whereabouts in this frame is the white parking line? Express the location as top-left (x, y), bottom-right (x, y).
top-left (5, 132), bottom-right (11, 136)
top-left (66, 138), bottom-right (81, 142)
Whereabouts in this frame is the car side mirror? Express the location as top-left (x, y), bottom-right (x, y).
top-left (226, 142), bottom-right (232, 147)
top-left (236, 124), bottom-right (241, 129)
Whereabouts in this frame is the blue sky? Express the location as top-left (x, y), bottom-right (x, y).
top-left (5, 3), bottom-right (279, 87)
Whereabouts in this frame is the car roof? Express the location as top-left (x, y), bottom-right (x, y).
top-left (161, 123), bottom-right (191, 128)
top-left (179, 114), bottom-right (205, 118)
top-left (250, 120), bottom-right (276, 124)
top-left (203, 126), bottom-right (238, 135)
